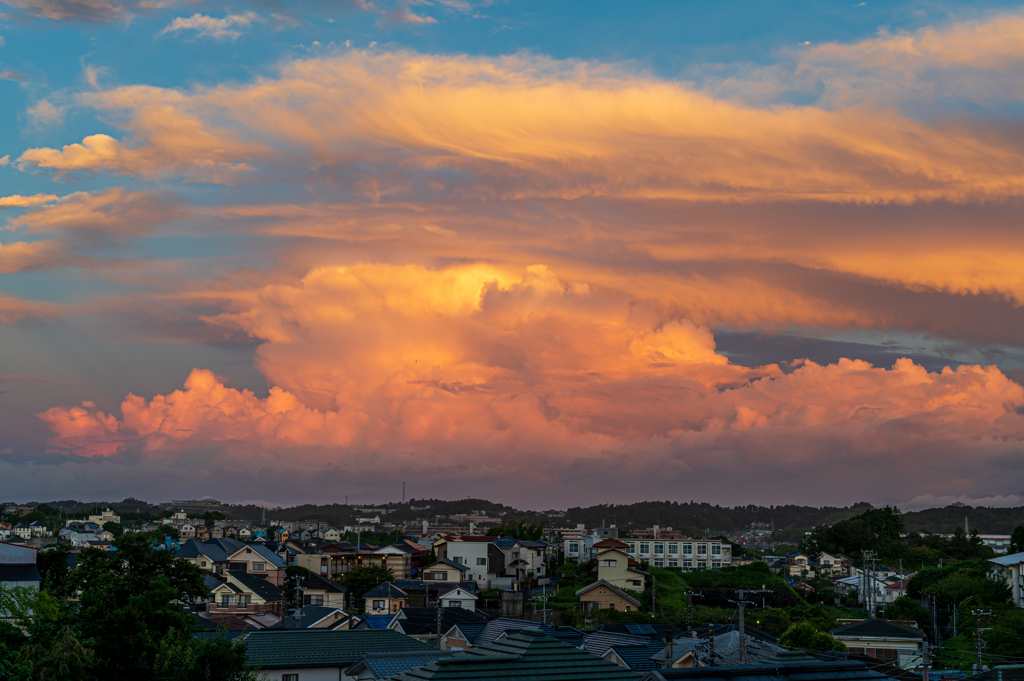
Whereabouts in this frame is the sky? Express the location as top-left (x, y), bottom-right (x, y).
top-left (3, 0), bottom-right (1024, 510)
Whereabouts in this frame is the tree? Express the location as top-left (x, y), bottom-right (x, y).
top-left (778, 622), bottom-right (847, 652)
top-left (23, 626), bottom-right (96, 681)
top-left (343, 565), bottom-right (395, 608)
top-left (1009, 525), bottom-right (1024, 555)
top-left (886, 596), bottom-right (931, 631)
top-left (152, 630), bottom-right (264, 681)
top-left (102, 522), bottom-right (124, 538)
top-left (493, 518), bottom-right (546, 541)
top-left (37, 544), bottom-right (74, 601)
top-left (927, 568), bottom-right (1010, 607)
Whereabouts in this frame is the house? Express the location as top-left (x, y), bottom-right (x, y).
top-left (989, 552), bottom-right (1024, 608)
top-left (225, 527), bottom-right (239, 538)
top-left (387, 628), bottom-right (643, 681)
top-left (829, 619), bottom-right (926, 667)
top-left (576, 579), bottom-right (643, 612)
top-left (12, 524), bottom-right (31, 540)
top-left (29, 521), bottom-right (48, 538)
top-left (623, 539), bottom-right (731, 570)
top-left (390, 607), bottom-right (489, 647)
top-left (439, 587), bottom-right (477, 611)
top-left (299, 572), bottom-right (349, 610)
top-left (421, 559), bottom-right (470, 583)
top-left (243, 629), bottom-right (435, 681)
top-left (364, 582), bottom-right (409, 615)
top-left (86, 508), bottom-right (121, 526)
top-left (179, 524), bottom-right (197, 539)
top-left (596, 548), bottom-right (648, 592)
top-left (785, 553), bottom-right (814, 578)
top-left (602, 640), bottom-right (670, 672)
top-left (208, 569), bottom-right (285, 617)
top-left (284, 606), bottom-right (351, 630)
top-left (346, 651), bottom-right (456, 680)
top-left (238, 528), bottom-right (251, 539)
top-left (884, 579), bottom-right (911, 602)
top-left (96, 530), bottom-right (114, 541)
top-left (0, 543), bottom-right (41, 590)
top-left (224, 542), bottom-right (287, 585)
top-left (375, 541), bottom-right (430, 580)
top-left (324, 528), bottom-right (344, 542)
top-left (195, 526), bottom-right (211, 541)
top-left (210, 526), bottom-right (225, 539)
top-left (818, 553), bottom-right (854, 577)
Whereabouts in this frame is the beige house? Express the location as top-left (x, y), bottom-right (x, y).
top-left (363, 582), bottom-right (408, 615)
top-left (595, 548), bottom-right (647, 592)
top-left (421, 559), bottom-right (470, 582)
top-left (439, 586), bottom-right (477, 611)
top-left (575, 579), bottom-right (642, 612)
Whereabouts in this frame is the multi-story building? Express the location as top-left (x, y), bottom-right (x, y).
top-left (622, 538), bottom-right (731, 569)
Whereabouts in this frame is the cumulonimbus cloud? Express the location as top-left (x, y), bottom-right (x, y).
top-left (37, 262), bottom-right (1024, 505)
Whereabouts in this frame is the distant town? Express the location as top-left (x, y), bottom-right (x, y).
top-left (2, 497), bottom-right (1024, 679)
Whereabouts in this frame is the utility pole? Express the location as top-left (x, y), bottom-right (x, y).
top-left (975, 609), bottom-right (992, 674)
top-left (921, 642), bottom-right (930, 681)
top-left (708, 626), bottom-right (716, 666)
top-left (403, 482), bottom-right (406, 505)
top-left (652, 574), bottom-right (657, 618)
top-left (730, 588), bottom-right (769, 665)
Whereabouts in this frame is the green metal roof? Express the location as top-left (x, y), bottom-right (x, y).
top-left (389, 628), bottom-right (643, 680)
top-left (244, 629), bottom-right (435, 669)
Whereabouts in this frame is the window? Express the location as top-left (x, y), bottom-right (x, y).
top-left (654, 544), bottom-right (664, 555)
top-left (669, 560), bottom-right (678, 567)
top-left (682, 544), bottom-right (693, 556)
top-left (448, 601), bottom-right (461, 608)
top-left (304, 595), bottom-right (324, 606)
top-left (252, 563), bottom-right (265, 571)
top-left (569, 542), bottom-right (579, 554)
top-left (630, 580), bottom-right (642, 587)
top-left (373, 600), bottom-right (386, 610)
top-left (683, 560), bottom-right (692, 569)
top-left (627, 543), bottom-right (636, 555)
top-left (874, 649), bottom-right (899, 663)
top-left (229, 562), bottom-right (247, 571)
top-left (697, 560), bottom-right (707, 568)
top-left (427, 572), bottom-right (447, 580)
top-left (600, 559), bottom-right (617, 567)
top-left (712, 561), bottom-right (721, 570)
top-left (238, 595), bottom-right (251, 607)
top-left (283, 675), bottom-right (299, 681)
top-left (476, 557), bottom-right (486, 566)
top-left (711, 544), bottom-right (721, 556)
top-left (640, 543), bottom-right (650, 555)
top-left (668, 543), bottom-right (678, 555)
top-left (697, 543), bottom-right (707, 556)
top-left (220, 595), bottom-right (233, 607)
top-left (200, 561), bottom-right (207, 567)
top-left (654, 560), bottom-right (663, 567)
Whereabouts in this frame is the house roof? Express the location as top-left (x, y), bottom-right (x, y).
top-left (285, 606), bottom-right (348, 629)
top-left (228, 542), bottom-right (287, 568)
top-left (645, 660), bottom-right (888, 681)
top-left (439, 586), bottom-right (477, 600)
top-left (227, 570), bottom-right (284, 602)
top-left (966, 665), bottom-right (1024, 681)
top-left (301, 572), bottom-right (348, 594)
top-left (395, 579), bottom-right (477, 594)
top-left (391, 606), bottom-right (487, 637)
top-left (364, 582), bottom-right (408, 599)
top-left (390, 628), bottom-right (642, 681)
top-left (447, 621), bottom-right (488, 643)
top-left (472, 617), bottom-right (553, 646)
top-left (830, 620), bottom-right (926, 640)
top-left (346, 650), bottom-right (457, 679)
top-left (575, 580), bottom-right (642, 608)
top-left (990, 552), bottom-right (1024, 567)
top-left (0, 564), bottom-right (42, 582)
top-left (429, 558), bottom-right (470, 572)
top-left (357, 614), bottom-right (397, 630)
top-left (245, 629), bottom-right (435, 669)
top-left (604, 641), bottom-right (666, 671)
top-left (584, 631), bottom-right (655, 657)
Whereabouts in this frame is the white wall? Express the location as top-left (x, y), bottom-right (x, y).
top-left (265, 667), bottom-right (344, 681)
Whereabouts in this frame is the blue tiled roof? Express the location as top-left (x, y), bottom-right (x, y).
top-left (364, 582), bottom-right (408, 599)
top-left (348, 650), bottom-right (456, 678)
top-left (358, 615), bottom-right (395, 630)
top-left (605, 641), bottom-right (666, 671)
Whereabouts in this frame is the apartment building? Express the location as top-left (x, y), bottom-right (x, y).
top-left (622, 538), bottom-right (731, 569)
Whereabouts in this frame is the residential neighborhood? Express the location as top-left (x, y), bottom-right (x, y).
top-left (3, 498), bottom-right (1024, 680)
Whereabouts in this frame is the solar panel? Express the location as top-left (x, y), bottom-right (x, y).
top-left (625, 624), bottom-right (657, 636)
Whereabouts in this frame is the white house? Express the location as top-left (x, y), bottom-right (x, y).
top-left (990, 552), bottom-right (1024, 608)
top-left (439, 587), bottom-right (477, 611)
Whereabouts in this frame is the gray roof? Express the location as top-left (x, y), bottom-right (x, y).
top-left (227, 570), bottom-right (283, 602)
top-left (244, 629), bottom-right (435, 669)
top-left (584, 631), bottom-right (656, 657)
top-left (285, 606), bottom-right (348, 629)
top-left (364, 582), bottom-right (408, 599)
top-left (301, 572), bottom-right (348, 593)
top-left (0, 564), bottom-right (42, 583)
top-left (346, 650), bottom-right (457, 679)
top-left (830, 620), bottom-right (925, 640)
top-left (643, 660), bottom-right (889, 681)
top-left (990, 552), bottom-right (1024, 566)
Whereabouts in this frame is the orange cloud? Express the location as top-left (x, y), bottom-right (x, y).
top-left (6, 187), bottom-right (185, 235)
top-left (0, 294), bottom-right (61, 324)
top-left (18, 50), bottom-right (1024, 200)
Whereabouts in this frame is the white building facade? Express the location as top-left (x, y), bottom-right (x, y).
top-left (623, 539), bottom-right (731, 569)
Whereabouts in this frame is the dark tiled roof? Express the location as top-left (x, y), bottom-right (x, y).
top-left (285, 606), bottom-right (347, 629)
top-left (364, 582), bottom-right (408, 599)
top-left (693, 623), bottom-right (778, 644)
top-left (605, 641), bottom-right (665, 671)
top-left (244, 629), bottom-right (434, 669)
top-left (346, 650), bottom-right (456, 679)
top-left (301, 572), bottom-right (348, 593)
top-left (227, 570), bottom-right (283, 602)
top-left (584, 631), bottom-right (654, 657)
top-left (830, 619), bottom-right (926, 640)
top-left (0, 564), bottom-right (42, 582)
top-left (389, 628), bottom-right (642, 680)
top-left (392, 607), bottom-right (487, 637)
top-left (644, 660), bottom-right (888, 681)
top-left (395, 579), bottom-right (477, 594)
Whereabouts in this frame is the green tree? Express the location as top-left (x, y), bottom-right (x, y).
top-left (885, 596), bottom-right (931, 630)
top-left (493, 518), bottom-right (547, 541)
top-left (37, 544), bottom-right (74, 600)
top-left (152, 630), bottom-right (265, 681)
top-left (1009, 525), bottom-right (1024, 555)
top-left (0, 642), bottom-right (32, 681)
top-left (778, 622), bottom-right (848, 652)
top-left (102, 522), bottom-right (124, 538)
top-left (343, 565), bottom-right (395, 608)
top-left (927, 567), bottom-right (1010, 607)
top-left (23, 626), bottom-right (96, 681)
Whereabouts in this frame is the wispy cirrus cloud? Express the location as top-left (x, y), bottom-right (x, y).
top-left (157, 12), bottom-right (261, 41)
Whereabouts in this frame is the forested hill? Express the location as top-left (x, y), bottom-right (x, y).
top-left (903, 505), bottom-right (1024, 534)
